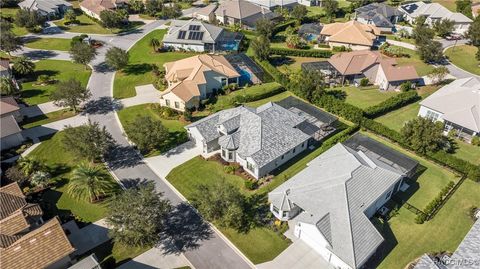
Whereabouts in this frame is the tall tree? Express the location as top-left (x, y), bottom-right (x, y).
top-left (427, 66), bottom-right (450, 84)
top-left (456, 0), bottom-right (473, 19)
top-left (433, 19), bottom-right (454, 37)
top-left (401, 117), bottom-right (446, 154)
top-left (291, 5), bottom-right (307, 21)
top-left (412, 17), bottom-right (435, 46)
top-left (0, 77), bottom-right (19, 96)
top-left (251, 35), bottom-right (270, 61)
top-left (467, 16), bottom-right (480, 46)
top-left (14, 9), bottom-right (45, 31)
top-left (64, 9), bottom-right (77, 23)
top-left (191, 179), bottom-right (247, 231)
top-left (105, 47), bottom-right (129, 70)
top-left (67, 163), bottom-right (118, 202)
top-left (289, 69), bottom-right (325, 102)
top-left (12, 56), bottom-right (35, 76)
top-left (107, 181), bottom-right (171, 247)
top-left (255, 18), bottom-right (274, 38)
top-left (129, 0), bottom-right (144, 13)
top-left (50, 78), bottom-right (91, 112)
top-left (70, 42), bottom-right (96, 68)
top-left (124, 115), bottom-right (169, 153)
top-left (100, 10), bottom-right (126, 29)
top-left (0, 31), bottom-right (22, 55)
top-left (323, 0), bottom-right (339, 19)
top-left (418, 40), bottom-right (443, 63)
top-left (62, 121), bottom-right (115, 162)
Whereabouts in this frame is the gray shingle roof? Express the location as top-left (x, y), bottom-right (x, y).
top-left (18, 0), bottom-right (71, 14)
top-left (268, 134), bottom-right (412, 268)
top-left (356, 2), bottom-right (402, 20)
top-left (448, 218), bottom-right (480, 269)
top-left (413, 254), bottom-right (442, 269)
top-left (186, 102), bottom-right (311, 167)
top-left (163, 19), bottom-right (224, 45)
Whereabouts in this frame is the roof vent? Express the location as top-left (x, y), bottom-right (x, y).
top-left (13, 246), bottom-right (21, 251)
top-left (285, 189), bottom-right (290, 195)
top-left (44, 231), bottom-right (51, 236)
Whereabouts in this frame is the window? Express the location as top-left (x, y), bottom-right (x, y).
top-left (174, 101), bottom-right (180, 109)
top-left (425, 110), bottom-right (439, 121)
top-left (177, 30), bottom-right (187, 39)
top-left (282, 211), bottom-right (288, 218)
top-left (246, 161), bottom-right (254, 171)
top-left (228, 151), bottom-right (233, 160)
top-left (222, 149), bottom-right (226, 158)
top-left (302, 142), bottom-right (305, 148)
top-left (385, 190), bottom-right (393, 200)
top-left (221, 78), bottom-right (227, 86)
top-left (293, 148), bottom-right (296, 154)
top-left (165, 99), bottom-right (170, 106)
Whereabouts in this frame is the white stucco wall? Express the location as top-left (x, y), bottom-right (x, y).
top-left (418, 105), bottom-right (444, 123)
top-left (328, 41), bottom-right (372, 51)
top-left (163, 42), bottom-right (205, 52)
top-left (80, 6), bottom-right (101, 20)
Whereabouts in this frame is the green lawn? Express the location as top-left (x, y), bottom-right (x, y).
top-left (113, 29), bottom-right (197, 99)
top-left (85, 240), bottom-right (149, 268)
top-left (117, 104), bottom-right (188, 156)
top-left (332, 86), bottom-right (398, 110)
top-left (24, 38), bottom-right (72, 51)
top-left (21, 109), bottom-right (76, 129)
top-left (1, 7), bottom-right (29, 35)
top-left (270, 56), bottom-right (329, 74)
top-left (385, 34), bottom-right (416, 45)
top-left (453, 140), bottom-right (480, 165)
top-left (393, 46), bottom-right (435, 76)
top-left (27, 131), bottom-right (111, 222)
top-left (21, 60), bottom-right (92, 105)
top-left (445, 45), bottom-right (480, 76)
top-left (211, 82), bottom-right (284, 111)
top-left (166, 156), bottom-right (291, 264)
top-left (245, 91), bottom-right (293, 107)
top-left (375, 85), bottom-right (440, 131)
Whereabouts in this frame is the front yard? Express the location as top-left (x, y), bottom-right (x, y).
top-left (24, 38), bottom-right (72, 51)
top-left (113, 29), bottom-right (197, 99)
top-left (445, 45), bottom-right (480, 76)
top-left (20, 60), bottom-right (92, 105)
top-left (21, 109), bottom-right (77, 129)
top-left (393, 46), bottom-right (435, 77)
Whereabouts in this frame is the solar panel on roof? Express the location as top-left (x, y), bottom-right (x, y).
top-left (189, 25), bottom-right (201, 31)
top-left (187, 31), bottom-right (204, 40)
top-left (178, 30), bottom-right (186, 39)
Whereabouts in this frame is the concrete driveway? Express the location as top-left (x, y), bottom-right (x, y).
top-left (256, 240), bottom-right (334, 269)
top-left (117, 247), bottom-right (191, 269)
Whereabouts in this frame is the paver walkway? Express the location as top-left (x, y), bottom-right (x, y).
top-left (120, 84), bottom-right (161, 108)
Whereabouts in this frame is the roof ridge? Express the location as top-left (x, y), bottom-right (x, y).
top-left (342, 179), bottom-right (357, 268)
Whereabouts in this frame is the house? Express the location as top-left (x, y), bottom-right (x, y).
top-left (298, 23), bottom-right (323, 42)
top-left (79, 0), bottom-right (127, 20)
top-left (0, 59), bottom-right (12, 78)
top-left (473, 2), bottom-right (480, 18)
top-left (320, 20), bottom-right (382, 51)
top-left (162, 19), bottom-right (243, 52)
top-left (399, 1), bottom-right (472, 35)
top-left (1, 97), bottom-right (24, 151)
top-left (192, 3), bottom-right (217, 21)
top-left (268, 133), bottom-right (419, 269)
top-left (68, 254), bottom-right (101, 269)
top-left (0, 182), bottom-right (75, 269)
top-left (355, 2), bottom-right (403, 33)
top-left (413, 217), bottom-right (480, 269)
top-left (246, 0), bottom-right (298, 10)
top-left (18, 0), bottom-right (72, 19)
top-left (214, 0), bottom-right (279, 28)
top-left (418, 77), bottom-right (480, 143)
top-left (160, 54), bottom-right (240, 111)
top-left (303, 50), bottom-right (420, 90)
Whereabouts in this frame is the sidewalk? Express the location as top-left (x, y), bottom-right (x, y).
top-left (118, 247), bottom-right (192, 269)
top-left (21, 114), bottom-right (88, 141)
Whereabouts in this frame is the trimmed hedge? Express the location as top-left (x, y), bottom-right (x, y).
top-left (416, 180), bottom-right (456, 224)
top-left (272, 20), bottom-right (297, 36)
top-left (256, 60), bottom-right (290, 86)
top-left (270, 47), bottom-right (333, 58)
top-left (364, 91), bottom-right (421, 118)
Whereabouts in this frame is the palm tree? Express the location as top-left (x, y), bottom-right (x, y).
top-left (17, 157), bottom-right (43, 176)
top-left (0, 77), bottom-right (19, 96)
top-left (149, 38), bottom-right (160, 52)
top-left (12, 56), bottom-right (35, 76)
top-left (67, 163), bottom-right (117, 202)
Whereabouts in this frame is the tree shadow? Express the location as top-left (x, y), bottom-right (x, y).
top-left (159, 202), bottom-right (213, 255)
top-left (83, 97), bottom-right (123, 115)
top-left (122, 63), bottom-right (152, 75)
top-left (20, 89), bottom-right (46, 99)
top-left (93, 62), bottom-right (114, 73)
top-left (269, 55), bottom-right (295, 67)
top-left (105, 144), bottom-right (144, 170)
top-left (120, 177), bottom-right (151, 189)
top-left (393, 164), bottom-right (427, 204)
top-left (21, 50), bottom-right (63, 60)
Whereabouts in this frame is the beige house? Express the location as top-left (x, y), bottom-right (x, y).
top-left (160, 54), bottom-right (240, 112)
top-left (79, 0), bottom-right (126, 20)
top-left (320, 20), bottom-right (381, 50)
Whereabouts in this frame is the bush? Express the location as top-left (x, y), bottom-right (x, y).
top-left (269, 47), bottom-right (333, 58)
top-left (472, 136), bottom-right (480, 146)
top-left (244, 180), bottom-right (259, 190)
top-left (151, 104), bottom-right (180, 119)
top-left (359, 78), bottom-right (369, 87)
top-left (400, 81), bottom-right (413, 92)
top-left (37, 74), bottom-right (51, 84)
top-left (364, 91), bottom-right (420, 118)
top-left (332, 46), bottom-right (352, 52)
top-left (468, 206), bottom-right (479, 221)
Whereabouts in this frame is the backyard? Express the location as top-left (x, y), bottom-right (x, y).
top-left (113, 29), bottom-right (197, 99)
top-left (117, 103), bottom-right (188, 157)
top-left (24, 38), bottom-right (72, 51)
top-left (393, 46), bottom-right (435, 77)
top-left (330, 86), bottom-right (398, 110)
top-left (270, 56), bottom-right (328, 74)
top-left (20, 60), bottom-right (92, 105)
top-left (445, 45), bottom-right (480, 76)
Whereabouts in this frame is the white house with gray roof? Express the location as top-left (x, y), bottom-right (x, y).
top-left (268, 133), bottom-right (418, 269)
top-left (185, 102), bottom-right (314, 179)
top-left (18, 0), bottom-right (72, 19)
top-left (418, 77), bottom-right (480, 143)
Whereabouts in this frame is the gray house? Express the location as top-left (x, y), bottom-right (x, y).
top-left (1, 97), bottom-right (24, 151)
top-left (355, 2), bottom-right (403, 33)
top-left (268, 133), bottom-right (418, 269)
top-left (18, 0), bottom-right (72, 19)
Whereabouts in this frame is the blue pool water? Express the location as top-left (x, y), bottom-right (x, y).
top-left (219, 41), bottom-right (240, 51)
top-left (239, 69), bottom-right (252, 85)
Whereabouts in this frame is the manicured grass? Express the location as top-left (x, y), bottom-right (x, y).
top-left (445, 45), bottom-right (480, 76)
top-left (86, 240), bottom-right (149, 268)
top-left (1, 7), bottom-right (29, 35)
top-left (306, 0), bottom-right (350, 16)
top-left (376, 179), bottom-right (480, 269)
top-left (27, 131), bottom-right (110, 222)
top-left (245, 91), bottom-right (293, 107)
top-left (24, 38), bottom-right (72, 51)
top-left (271, 56), bottom-right (329, 74)
top-left (117, 104), bottom-right (188, 156)
top-left (21, 109), bottom-right (77, 129)
top-left (453, 140), bottom-right (480, 165)
top-left (113, 29), bottom-right (197, 99)
top-left (363, 132), bottom-right (460, 210)
top-left (212, 82), bottom-right (284, 111)
top-left (385, 34), bottom-right (416, 45)
top-left (393, 46), bottom-right (435, 76)
top-left (21, 60), bottom-right (91, 105)
top-left (332, 86), bottom-right (398, 110)
top-left (375, 85), bottom-right (440, 132)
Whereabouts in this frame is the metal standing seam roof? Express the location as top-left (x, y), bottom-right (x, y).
top-left (163, 19), bottom-right (224, 45)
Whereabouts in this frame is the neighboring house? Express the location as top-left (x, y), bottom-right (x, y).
top-left (268, 133), bottom-right (419, 269)
top-left (418, 77), bottom-right (480, 143)
top-left (473, 2), bottom-right (480, 18)
top-left (214, 0), bottom-right (279, 28)
top-left (399, 1), bottom-right (473, 35)
top-left (246, 0), bottom-right (298, 10)
top-left (1, 97), bottom-right (24, 151)
top-left (320, 20), bottom-right (382, 51)
top-left (192, 3), bottom-right (217, 21)
top-left (0, 182), bottom-right (76, 269)
top-left (298, 23), bottom-right (323, 42)
top-left (413, 217), bottom-right (480, 269)
top-left (162, 19), bottom-right (243, 52)
top-left (68, 254), bottom-right (101, 269)
top-left (355, 2), bottom-right (403, 33)
top-left (160, 54), bottom-right (240, 111)
top-left (79, 0), bottom-right (127, 20)
top-left (0, 59), bottom-right (12, 78)
top-left (303, 50), bottom-right (420, 90)
top-left (18, 0), bottom-right (72, 19)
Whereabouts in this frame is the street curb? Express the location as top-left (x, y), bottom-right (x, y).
top-left (443, 45), bottom-right (480, 78)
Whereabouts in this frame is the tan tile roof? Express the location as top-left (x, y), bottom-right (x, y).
top-left (0, 217), bottom-right (75, 269)
top-left (162, 54), bottom-right (239, 102)
top-left (1, 97), bottom-right (20, 116)
top-left (0, 182), bottom-right (26, 219)
top-left (328, 50), bottom-right (418, 82)
top-left (0, 211), bottom-right (30, 237)
top-left (321, 20), bottom-right (380, 47)
top-left (79, 0), bottom-right (123, 16)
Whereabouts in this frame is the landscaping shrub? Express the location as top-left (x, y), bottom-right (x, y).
top-left (380, 43), bottom-right (409, 58)
top-left (332, 46), bottom-right (352, 52)
top-left (400, 81), bottom-right (413, 92)
top-left (256, 60), bottom-right (290, 86)
top-left (468, 206), bottom-right (479, 221)
top-left (313, 94), bottom-right (364, 123)
top-left (364, 91), bottom-right (420, 118)
top-left (359, 78), bottom-right (369, 87)
top-left (472, 136), bottom-right (480, 146)
top-left (244, 180), bottom-right (259, 190)
top-left (224, 165), bottom-right (236, 174)
top-left (150, 104), bottom-right (180, 120)
top-left (269, 47), bottom-right (333, 58)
